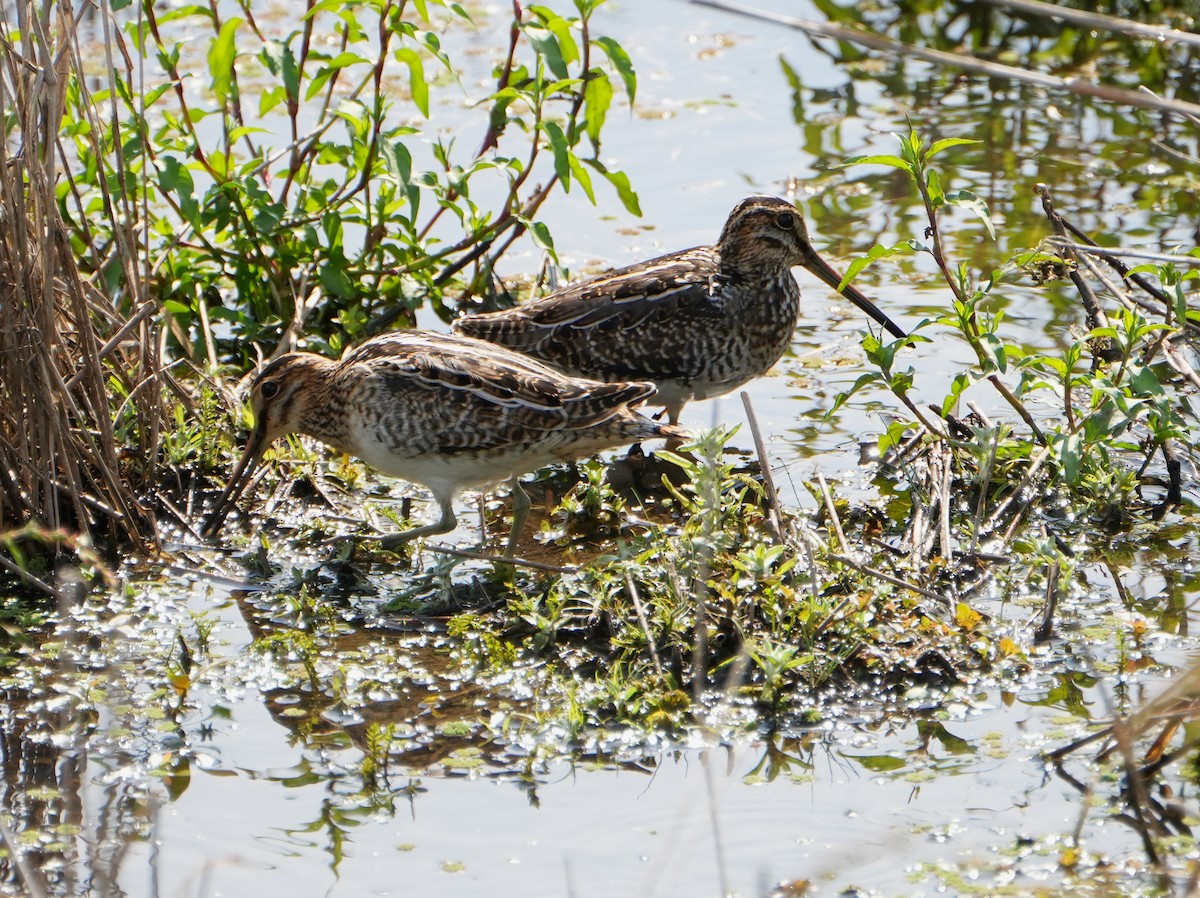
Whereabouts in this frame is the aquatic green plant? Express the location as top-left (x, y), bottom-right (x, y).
top-left (444, 427), bottom-right (991, 735)
top-left (836, 129), bottom-right (1197, 539)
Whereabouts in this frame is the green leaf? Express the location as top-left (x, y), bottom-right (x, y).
top-left (839, 153), bottom-right (913, 174)
top-left (144, 83), bottom-right (172, 107)
top-left (259, 85), bottom-right (286, 117)
top-left (837, 240), bottom-right (921, 291)
top-left (543, 120), bottom-right (571, 187)
top-left (394, 48), bottom-right (429, 117)
top-left (980, 333), bottom-right (1007, 373)
top-left (282, 45), bottom-right (301, 107)
top-left (380, 140), bottom-right (413, 184)
top-left (583, 69), bottom-right (613, 145)
top-left (305, 51), bottom-right (370, 102)
top-left (594, 36), bottom-right (636, 107)
top-left (526, 220), bottom-right (556, 252)
top-left (1130, 365), bottom-right (1164, 397)
top-left (940, 372), bottom-right (971, 417)
top-left (826, 371), bottom-right (882, 421)
top-left (228, 125), bottom-right (268, 143)
top-left (899, 129), bottom-right (924, 167)
top-left (584, 159), bottom-right (640, 215)
top-left (530, 7), bottom-right (580, 65)
top-left (1174, 286), bottom-right (1191, 325)
top-left (159, 156), bottom-right (198, 224)
top-left (877, 419), bottom-right (916, 454)
top-left (852, 754), bottom-right (906, 773)
top-left (320, 262), bottom-right (355, 299)
top-left (944, 189), bottom-right (996, 240)
top-left (926, 137), bottom-right (981, 160)
top-left (528, 29), bottom-right (569, 80)
top-left (568, 154), bottom-right (596, 203)
top-left (158, 5), bottom-right (213, 26)
top-left (925, 167), bottom-right (944, 208)
top-left (1056, 431), bottom-right (1084, 485)
top-left (208, 17), bottom-right (243, 105)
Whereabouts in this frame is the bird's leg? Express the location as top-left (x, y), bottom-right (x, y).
top-left (504, 475), bottom-right (531, 558)
top-left (662, 402), bottom-right (688, 450)
top-left (376, 499), bottom-right (457, 549)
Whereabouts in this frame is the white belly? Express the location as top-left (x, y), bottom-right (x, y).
top-left (347, 425), bottom-right (615, 506)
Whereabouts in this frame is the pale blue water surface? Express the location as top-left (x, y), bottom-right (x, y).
top-left (21, 1), bottom-right (1200, 896)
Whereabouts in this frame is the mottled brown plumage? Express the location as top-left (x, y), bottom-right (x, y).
top-left (203, 330), bottom-right (685, 553)
top-left (454, 195), bottom-right (906, 423)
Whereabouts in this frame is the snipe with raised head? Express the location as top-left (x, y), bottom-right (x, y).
top-left (202, 330), bottom-right (685, 555)
top-left (454, 195), bottom-right (907, 423)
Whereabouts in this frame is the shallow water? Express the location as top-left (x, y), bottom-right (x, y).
top-left (8, 1), bottom-right (1200, 896)
top-left (57, 561), bottom-right (1196, 897)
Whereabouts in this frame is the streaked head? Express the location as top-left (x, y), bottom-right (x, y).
top-left (717, 195), bottom-right (815, 268)
top-left (202, 353), bottom-right (333, 538)
top-left (719, 195), bottom-right (907, 340)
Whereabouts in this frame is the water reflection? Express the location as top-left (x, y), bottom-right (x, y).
top-left (5, 0), bottom-right (1200, 895)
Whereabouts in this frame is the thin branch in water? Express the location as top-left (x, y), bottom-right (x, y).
top-left (1045, 240), bottom-right (1200, 269)
top-left (422, 543), bottom-right (578, 574)
top-left (936, 444), bottom-right (953, 570)
top-left (1033, 559), bottom-right (1060, 643)
top-left (978, 0), bottom-right (1200, 47)
top-left (689, 0), bottom-right (1200, 119)
top-left (1111, 718), bottom-right (1166, 870)
top-left (828, 552), bottom-right (951, 606)
top-left (1037, 184), bottom-right (1120, 363)
top-left (740, 391), bottom-right (783, 541)
top-left (815, 472), bottom-right (849, 553)
top-left (625, 572), bottom-right (665, 682)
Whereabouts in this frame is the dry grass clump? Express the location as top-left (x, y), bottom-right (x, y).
top-left (0, 2), bottom-right (163, 572)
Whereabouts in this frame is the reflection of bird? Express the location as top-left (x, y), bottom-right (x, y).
top-left (203, 331), bottom-right (685, 556)
top-left (455, 195), bottom-right (906, 424)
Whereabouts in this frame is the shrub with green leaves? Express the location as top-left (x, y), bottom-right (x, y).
top-left (60, 0), bottom-right (639, 367)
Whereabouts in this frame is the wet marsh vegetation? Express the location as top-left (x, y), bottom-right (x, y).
top-left (2, 0), bottom-right (1200, 895)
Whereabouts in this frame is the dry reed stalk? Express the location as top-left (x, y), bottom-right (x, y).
top-left (0, 1), bottom-right (164, 570)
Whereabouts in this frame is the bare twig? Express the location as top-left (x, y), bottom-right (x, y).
top-left (829, 553), bottom-right (951, 606)
top-left (978, 0), bottom-right (1200, 48)
top-left (1037, 185), bottom-right (1121, 362)
top-left (690, 0), bottom-right (1200, 119)
top-left (740, 391), bottom-right (783, 541)
top-left (1046, 241), bottom-right (1200, 269)
top-left (625, 572), bottom-right (665, 680)
top-left (968, 425), bottom-right (999, 558)
top-left (815, 473), bottom-right (848, 553)
top-left (406, 543), bottom-right (578, 574)
top-left (1033, 560), bottom-right (1060, 643)
top-left (1111, 719), bottom-right (1165, 868)
top-left (937, 444), bottom-right (953, 566)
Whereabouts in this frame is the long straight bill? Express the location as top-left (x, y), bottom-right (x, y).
top-left (202, 425), bottom-right (268, 538)
top-left (802, 247), bottom-right (908, 340)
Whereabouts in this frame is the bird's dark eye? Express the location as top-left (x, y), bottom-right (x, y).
top-left (776, 212), bottom-right (795, 229)
top-left (261, 381), bottom-right (280, 400)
